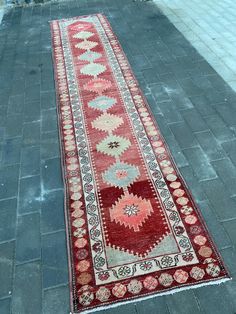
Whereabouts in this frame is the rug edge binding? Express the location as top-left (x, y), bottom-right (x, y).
top-left (72, 276), bottom-right (231, 314)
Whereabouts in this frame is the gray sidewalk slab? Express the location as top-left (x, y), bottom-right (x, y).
top-left (0, 0), bottom-right (236, 314)
top-left (154, 0), bottom-right (236, 92)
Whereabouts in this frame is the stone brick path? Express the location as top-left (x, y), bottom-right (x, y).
top-left (155, 0), bottom-right (236, 92)
top-left (0, 0), bottom-right (236, 313)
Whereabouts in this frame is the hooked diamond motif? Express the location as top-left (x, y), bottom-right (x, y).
top-left (88, 95), bottom-right (117, 111)
top-left (73, 31), bottom-right (94, 39)
top-left (75, 40), bottom-right (98, 50)
top-left (110, 192), bottom-right (153, 232)
top-left (80, 63), bottom-right (106, 77)
top-left (97, 135), bottom-right (131, 158)
top-left (103, 161), bottom-right (140, 188)
top-left (78, 51), bottom-right (102, 62)
top-left (92, 113), bottom-right (123, 133)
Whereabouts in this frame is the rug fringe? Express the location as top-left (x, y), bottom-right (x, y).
top-left (71, 277), bottom-right (231, 314)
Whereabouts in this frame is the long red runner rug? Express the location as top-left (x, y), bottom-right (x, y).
top-left (50, 14), bottom-right (230, 314)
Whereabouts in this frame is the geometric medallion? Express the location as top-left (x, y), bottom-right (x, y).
top-left (80, 63), bottom-right (106, 77)
top-left (92, 113), bottom-right (123, 133)
top-left (103, 161), bottom-right (140, 188)
top-left (96, 135), bottom-right (131, 158)
top-left (78, 51), bottom-right (102, 62)
top-left (83, 78), bottom-right (112, 94)
top-left (75, 40), bottom-right (98, 50)
top-left (88, 95), bottom-right (117, 111)
top-left (110, 191), bottom-right (153, 232)
top-left (73, 31), bottom-right (94, 39)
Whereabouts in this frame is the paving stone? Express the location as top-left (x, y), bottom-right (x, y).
top-left (204, 89), bottom-right (231, 106)
top-left (215, 102), bottom-right (236, 127)
top-left (0, 90), bottom-right (10, 109)
top-left (207, 75), bottom-right (230, 93)
top-left (166, 290), bottom-right (203, 314)
top-left (41, 71), bottom-right (55, 92)
top-left (181, 108), bottom-right (209, 133)
top-left (41, 157), bottom-right (63, 191)
top-left (158, 100), bottom-right (183, 124)
top-left (194, 61), bottom-right (216, 76)
top-left (129, 54), bottom-right (151, 71)
top-left (5, 114), bottom-right (23, 138)
top-left (222, 140), bottom-right (236, 166)
top-left (0, 127), bottom-right (4, 143)
top-left (137, 76), bottom-right (150, 95)
top-left (165, 135), bottom-right (189, 168)
top-left (8, 94), bottom-right (24, 115)
top-left (41, 109), bottom-right (58, 132)
top-left (20, 146), bottom-right (40, 178)
top-left (195, 284), bottom-right (235, 314)
top-left (189, 95), bottom-right (217, 117)
top-left (22, 121), bottom-right (40, 146)
top-left (0, 164), bottom-right (19, 200)
top-left (182, 146), bottom-right (217, 181)
top-left (169, 122), bottom-right (198, 149)
top-left (0, 105), bottom-right (7, 126)
top-left (136, 296), bottom-right (169, 314)
top-left (10, 79), bottom-right (25, 96)
top-left (157, 74), bottom-right (181, 90)
top-left (145, 93), bottom-right (161, 115)
top-left (41, 189), bottom-right (65, 234)
top-left (154, 113), bottom-right (173, 138)
top-left (225, 278), bottom-right (236, 312)
top-left (0, 298), bottom-right (11, 314)
top-left (151, 60), bottom-right (170, 75)
top-left (150, 83), bottom-right (170, 103)
top-left (191, 75), bottom-right (213, 91)
top-left (201, 179), bottom-right (236, 221)
top-left (25, 67), bottom-right (41, 87)
top-left (167, 64), bottom-right (191, 81)
top-left (42, 231), bottom-right (68, 288)
top-left (205, 114), bottom-right (235, 143)
top-left (0, 241), bottom-right (14, 298)
top-left (195, 130), bottom-right (226, 161)
top-left (107, 304), bottom-right (137, 314)
top-left (15, 213), bottom-right (41, 264)
top-left (25, 84), bottom-right (40, 103)
top-left (40, 52), bottom-right (53, 69)
top-left (223, 219), bottom-right (236, 248)
top-left (0, 198), bottom-right (17, 242)
top-left (18, 175), bottom-right (41, 214)
top-left (1, 137), bottom-right (22, 166)
top-left (40, 90), bottom-right (56, 110)
top-left (40, 130), bottom-right (60, 160)
top-left (220, 247), bottom-right (236, 276)
top-left (142, 68), bottom-right (160, 85)
top-left (12, 262), bottom-right (41, 314)
top-left (178, 77), bottom-right (203, 97)
top-left (23, 101), bottom-right (41, 122)
top-left (43, 285), bottom-right (70, 314)
top-left (211, 158), bottom-right (236, 197)
top-left (179, 166), bottom-right (206, 202)
top-left (197, 200), bottom-right (231, 250)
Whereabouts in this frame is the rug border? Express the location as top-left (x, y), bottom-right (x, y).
top-left (50, 20), bottom-right (78, 313)
top-left (77, 277), bottom-right (231, 314)
top-left (50, 14), bottom-right (231, 314)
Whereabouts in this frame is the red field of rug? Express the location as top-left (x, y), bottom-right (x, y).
top-left (50, 14), bottom-right (230, 313)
